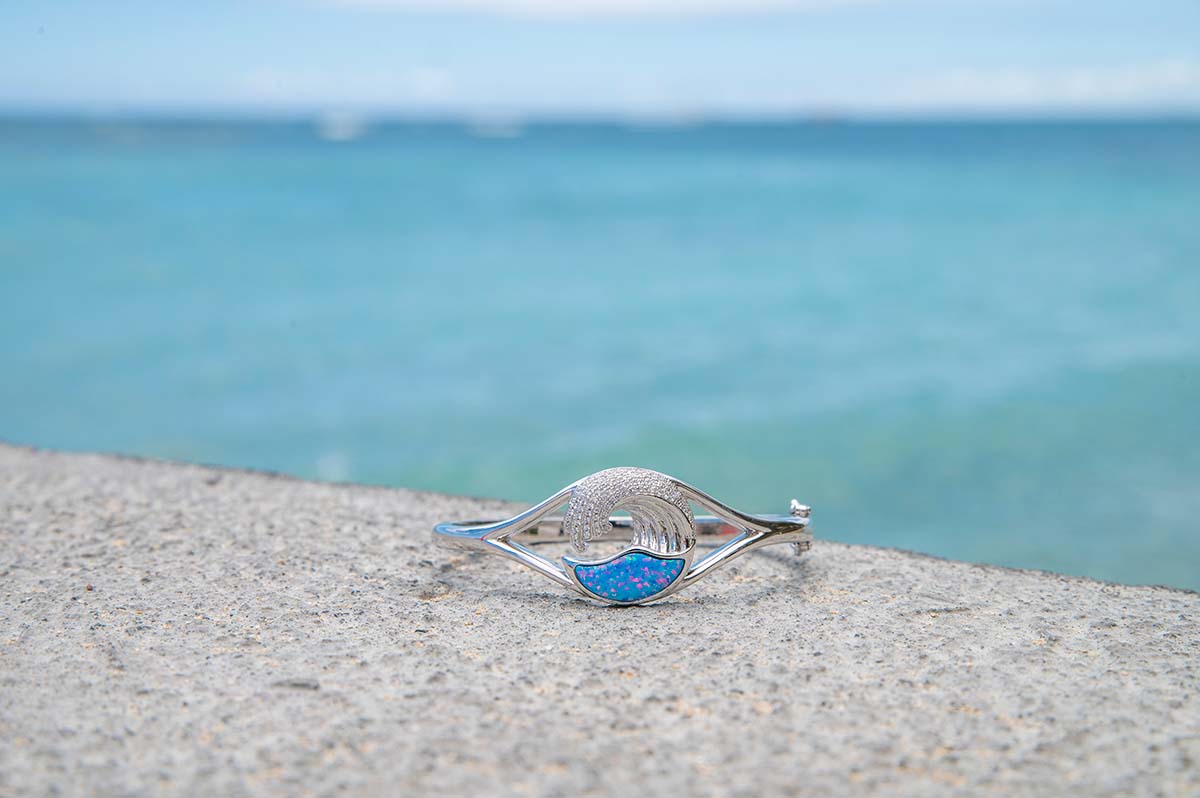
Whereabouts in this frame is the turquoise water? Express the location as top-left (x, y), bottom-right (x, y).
top-left (2, 118), bottom-right (1198, 589)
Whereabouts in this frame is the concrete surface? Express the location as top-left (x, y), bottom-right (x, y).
top-left (0, 444), bottom-right (1197, 797)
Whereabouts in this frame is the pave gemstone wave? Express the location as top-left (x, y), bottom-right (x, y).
top-left (562, 466), bottom-right (696, 554)
top-left (572, 552), bottom-right (686, 603)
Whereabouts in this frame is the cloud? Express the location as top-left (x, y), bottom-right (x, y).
top-left (323, 0), bottom-right (865, 16)
top-left (888, 60), bottom-right (1200, 113)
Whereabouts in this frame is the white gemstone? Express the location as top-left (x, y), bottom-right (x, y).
top-left (563, 467), bottom-right (696, 555)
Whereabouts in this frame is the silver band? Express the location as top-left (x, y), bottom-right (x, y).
top-left (433, 467), bottom-right (812, 606)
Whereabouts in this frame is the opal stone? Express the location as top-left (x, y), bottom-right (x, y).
top-left (573, 552), bottom-right (685, 603)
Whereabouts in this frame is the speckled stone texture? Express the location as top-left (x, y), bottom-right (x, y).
top-left (0, 444), bottom-right (1197, 798)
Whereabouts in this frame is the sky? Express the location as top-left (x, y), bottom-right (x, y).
top-left (2, 0), bottom-right (1199, 117)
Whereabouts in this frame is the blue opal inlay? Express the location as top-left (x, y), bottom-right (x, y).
top-left (572, 552), bottom-right (685, 603)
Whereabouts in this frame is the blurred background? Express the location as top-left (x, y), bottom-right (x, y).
top-left (2, 1), bottom-right (1198, 588)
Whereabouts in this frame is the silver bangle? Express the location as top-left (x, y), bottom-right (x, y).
top-left (433, 467), bottom-right (813, 606)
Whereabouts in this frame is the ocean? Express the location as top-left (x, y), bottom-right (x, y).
top-left (2, 117), bottom-right (1198, 589)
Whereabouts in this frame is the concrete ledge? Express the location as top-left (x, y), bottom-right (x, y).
top-left (1, 444), bottom-right (1197, 797)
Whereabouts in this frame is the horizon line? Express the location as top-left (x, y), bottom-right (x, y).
top-left (2, 106), bottom-right (1199, 125)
